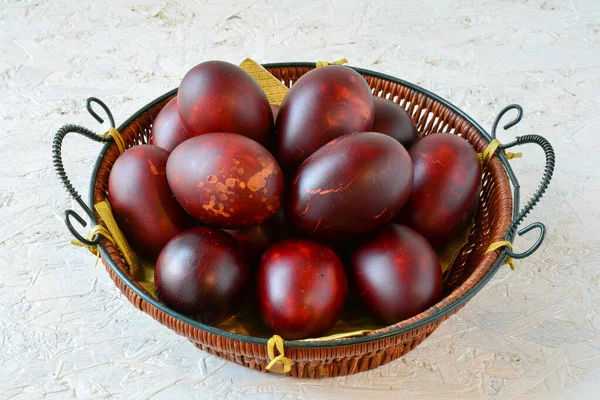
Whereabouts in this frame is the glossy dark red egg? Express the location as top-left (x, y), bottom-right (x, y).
top-left (276, 65), bottom-right (375, 171)
top-left (395, 133), bottom-right (482, 248)
top-left (372, 96), bottom-right (419, 148)
top-left (351, 224), bottom-right (442, 324)
top-left (257, 239), bottom-right (348, 339)
top-left (155, 227), bottom-right (249, 324)
top-left (287, 132), bottom-right (413, 240)
top-left (150, 97), bottom-right (190, 152)
top-left (166, 133), bottom-right (284, 229)
top-left (178, 60), bottom-right (273, 146)
top-left (108, 145), bottom-right (194, 260)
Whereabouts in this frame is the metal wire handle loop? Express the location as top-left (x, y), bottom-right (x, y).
top-left (53, 99), bottom-right (114, 246)
top-left (505, 221), bottom-right (546, 260)
top-left (492, 105), bottom-right (555, 259)
top-left (491, 104), bottom-right (523, 139)
top-left (86, 97), bottom-right (115, 128)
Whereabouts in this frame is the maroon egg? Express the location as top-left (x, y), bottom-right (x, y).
top-left (155, 227), bottom-right (249, 324)
top-left (166, 133), bottom-right (284, 229)
top-left (257, 239), bottom-right (348, 339)
top-left (287, 132), bottom-right (413, 240)
top-left (351, 224), bottom-right (442, 324)
top-left (396, 133), bottom-right (481, 248)
top-left (276, 65), bottom-right (375, 171)
top-left (372, 97), bottom-right (419, 148)
top-left (150, 97), bottom-right (190, 152)
top-left (223, 209), bottom-right (288, 261)
top-left (108, 145), bottom-right (194, 260)
top-left (178, 60), bottom-right (273, 146)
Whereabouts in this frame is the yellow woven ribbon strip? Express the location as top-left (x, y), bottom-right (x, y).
top-left (316, 58), bottom-right (348, 68)
top-left (71, 225), bottom-right (115, 267)
top-left (479, 139), bottom-right (522, 166)
top-left (239, 58), bottom-right (289, 106)
top-left (299, 329), bottom-right (373, 342)
top-left (104, 127), bottom-right (126, 154)
top-left (94, 201), bottom-right (141, 279)
top-left (266, 335), bottom-right (292, 373)
top-left (486, 240), bottom-right (515, 270)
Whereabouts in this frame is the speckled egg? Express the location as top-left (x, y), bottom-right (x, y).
top-left (166, 133), bottom-right (284, 229)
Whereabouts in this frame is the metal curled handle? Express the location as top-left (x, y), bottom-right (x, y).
top-left (53, 99), bottom-right (114, 246)
top-left (505, 222), bottom-right (546, 260)
top-left (491, 104), bottom-right (523, 139)
top-left (86, 97), bottom-right (115, 128)
top-left (492, 105), bottom-right (555, 259)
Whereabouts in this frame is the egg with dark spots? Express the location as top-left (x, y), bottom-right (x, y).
top-left (166, 133), bottom-right (284, 229)
top-left (178, 60), bottom-right (273, 147)
top-left (286, 132), bottom-right (413, 240)
top-left (276, 65), bottom-right (375, 171)
top-left (395, 133), bottom-right (481, 249)
top-left (372, 96), bottom-right (419, 148)
top-left (351, 224), bottom-right (442, 324)
top-left (257, 239), bottom-right (348, 339)
top-left (150, 97), bottom-right (190, 152)
top-left (108, 145), bottom-right (195, 260)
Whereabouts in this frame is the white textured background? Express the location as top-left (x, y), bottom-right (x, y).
top-left (1, 0), bottom-right (599, 398)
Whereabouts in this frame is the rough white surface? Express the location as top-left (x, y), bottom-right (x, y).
top-left (1, 0), bottom-right (599, 398)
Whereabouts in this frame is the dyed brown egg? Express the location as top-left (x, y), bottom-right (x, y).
top-left (166, 133), bottom-right (284, 229)
top-left (287, 132), bottom-right (413, 240)
top-left (178, 60), bottom-right (273, 146)
top-left (150, 97), bottom-right (190, 152)
top-left (351, 224), bottom-right (442, 324)
top-left (155, 227), bottom-right (249, 324)
top-left (395, 133), bottom-right (482, 248)
top-left (276, 65), bottom-right (375, 171)
top-left (372, 97), bottom-right (419, 148)
top-left (257, 239), bottom-right (348, 339)
top-left (108, 145), bottom-right (194, 259)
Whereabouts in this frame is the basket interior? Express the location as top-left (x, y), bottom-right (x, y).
top-left (91, 65), bottom-right (512, 343)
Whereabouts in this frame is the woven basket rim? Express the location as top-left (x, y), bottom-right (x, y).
top-left (89, 62), bottom-right (517, 349)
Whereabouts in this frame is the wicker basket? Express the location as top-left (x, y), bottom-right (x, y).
top-left (53, 62), bottom-right (554, 378)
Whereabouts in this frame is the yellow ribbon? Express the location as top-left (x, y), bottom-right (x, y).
top-left (94, 201), bottom-right (141, 278)
top-left (266, 335), bottom-right (292, 374)
top-left (316, 58), bottom-right (348, 68)
top-left (299, 329), bottom-right (373, 342)
top-left (104, 127), bottom-right (126, 154)
top-left (485, 240), bottom-right (515, 270)
top-left (71, 224), bottom-right (115, 267)
top-left (479, 139), bottom-right (522, 166)
top-left (239, 58), bottom-right (289, 105)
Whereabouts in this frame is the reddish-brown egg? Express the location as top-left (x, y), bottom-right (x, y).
top-left (150, 97), bottom-right (190, 152)
top-left (108, 145), bottom-right (194, 259)
top-left (372, 96), bottom-right (419, 148)
top-left (395, 133), bottom-right (481, 248)
top-left (155, 227), bottom-right (249, 324)
top-left (178, 60), bottom-right (273, 146)
top-left (166, 133), bottom-right (284, 229)
top-left (257, 239), bottom-right (348, 339)
top-left (276, 65), bottom-right (375, 171)
top-left (287, 132), bottom-right (413, 240)
top-left (351, 224), bottom-right (442, 324)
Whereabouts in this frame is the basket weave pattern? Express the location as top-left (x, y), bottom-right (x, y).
top-left (92, 66), bottom-right (512, 378)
